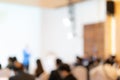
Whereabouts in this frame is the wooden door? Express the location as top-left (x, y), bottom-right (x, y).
top-left (84, 23), bottom-right (104, 58)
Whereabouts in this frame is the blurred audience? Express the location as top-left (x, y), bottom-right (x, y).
top-left (72, 56), bottom-right (87, 80)
top-left (0, 54), bottom-right (120, 80)
top-left (0, 57), bottom-right (17, 78)
top-left (49, 58), bottom-right (63, 80)
top-left (74, 56), bottom-right (83, 66)
top-left (90, 55), bottom-right (118, 80)
top-left (7, 57), bottom-right (18, 70)
top-left (104, 55), bottom-right (116, 65)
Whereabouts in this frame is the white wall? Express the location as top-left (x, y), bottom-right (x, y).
top-left (0, 3), bottom-right (41, 70)
top-left (41, 0), bottom-right (106, 64)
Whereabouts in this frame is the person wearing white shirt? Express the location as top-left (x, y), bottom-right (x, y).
top-left (90, 63), bottom-right (118, 80)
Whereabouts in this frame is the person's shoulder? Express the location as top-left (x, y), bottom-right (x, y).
top-left (23, 72), bottom-right (35, 79)
top-left (39, 72), bottom-right (49, 80)
top-left (27, 73), bottom-right (35, 78)
top-left (9, 76), bottom-right (16, 80)
top-left (51, 70), bottom-right (57, 72)
top-left (69, 74), bottom-right (77, 80)
top-left (64, 74), bottom-right (76, 80)
top-left (27, 74), bottom-right (35, 80)
top-left (71, 76), bottom-right (77, 80)
top-left (51, 70), bottom-right (58, 74)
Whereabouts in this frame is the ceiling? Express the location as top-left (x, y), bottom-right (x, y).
top-left (39, 0), bottom-right (81, 8)
top-left (0, 0), bottom-right (81, 8)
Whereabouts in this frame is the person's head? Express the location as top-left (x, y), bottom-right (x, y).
top-left (35, 59), bottom-right (44, 77)
top-left (76, 56), bottom-right (83, 63)
top-left (104, 55), bottom-right (116, 65)
top-left (8, 57), bottom-right (13, 63)
top-left (36, 59), bottom-right (41, 66)
top-left (58, 64), bottom-right (71, 79)
top-left (13, 57), bottom-right (17, 62)
top-left (36, 59), bottom-right (43, 68)
top-left (56, 58), bottom-right (62, 68)
top-left (13, 61), bottom-right (24, 74)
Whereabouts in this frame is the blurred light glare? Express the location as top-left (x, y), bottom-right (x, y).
top-left (111, 16), bottom-right (116, 56)
top-left (63, 17), bottom-right (72, 27)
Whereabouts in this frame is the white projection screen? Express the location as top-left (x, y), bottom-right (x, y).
top-left (0, 3), bottom-right (41, 72)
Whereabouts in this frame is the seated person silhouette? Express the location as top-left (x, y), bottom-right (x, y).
top-left (9, 62), bottom-right (35, 80)
top-left (49, 59), bottom-right (63, 80)
top-left (58, 64), bottom-right (77, 80)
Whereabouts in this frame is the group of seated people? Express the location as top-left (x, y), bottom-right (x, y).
top-left (0, 57), bottom-right (77, 80)
top-left (0, 55), bottom-right (120, 80)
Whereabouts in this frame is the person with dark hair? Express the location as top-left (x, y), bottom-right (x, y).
top-left (35, 59), bottom-right (44, 77)
top-left (74, 56), bottom-right (83, 66)
top-left (13, 57), bottom-right (17, 62)
top-left (9, 61), bottom-right (35, 80)
top-left (7, 57), bottom-right (18, 70)
top-left (49, 58), bottom-right (63, 80)
top-left (58, 64), bottom-right (76, 80)
top-left (104, 55), bottom-right (116, 65)
top-left (35, 59), bottom-right (49, 80)
top-left (7, 57), bottom-right (14, 70)
top-left (56, 59), bottom-right (62, 67)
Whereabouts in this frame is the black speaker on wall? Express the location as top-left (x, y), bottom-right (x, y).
top-left (107, 1), bottom-right (115, 15)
